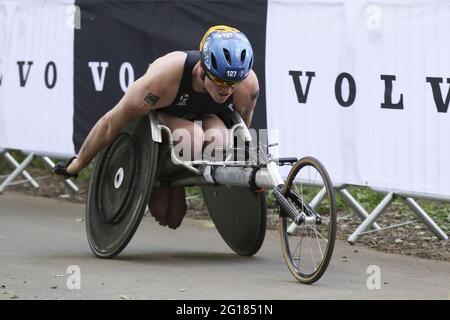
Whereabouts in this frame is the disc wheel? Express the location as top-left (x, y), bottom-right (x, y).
top-left (201, 186), bottom-right (267, 256)
top-left (279, 157), bottom-right (337, 283)
top-left (86, 116), bottom-right (158, 258)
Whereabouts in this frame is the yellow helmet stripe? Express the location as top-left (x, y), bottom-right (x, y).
top-left (199, 25), bottom-right (240, 50)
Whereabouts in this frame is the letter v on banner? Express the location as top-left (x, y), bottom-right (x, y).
top-left (88, 62), bottom-right (109, 91)
top-left (17, 61), bottom-right (34, 87)
top-left (288, 71), bottom-right (316, 103)
top-left (426, 77), bottom-right (450, 113)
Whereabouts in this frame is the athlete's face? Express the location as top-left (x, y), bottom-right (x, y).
top-left (204, 75), bottom-right (237, 103)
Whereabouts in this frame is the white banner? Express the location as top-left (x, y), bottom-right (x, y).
top-left (0, 0), bottom-right (75, 157)
top-left (266, 0), bottom-right (450, 197)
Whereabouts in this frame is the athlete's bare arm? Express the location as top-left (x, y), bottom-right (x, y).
top-left (232, 70), bottom-right (260, 127)
top-left (66, 51), bottom-right (186, 174)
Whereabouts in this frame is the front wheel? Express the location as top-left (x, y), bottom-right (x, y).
top-left (279, 157), bottom-right (337, 284)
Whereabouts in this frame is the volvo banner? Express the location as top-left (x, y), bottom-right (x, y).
top-left (0, 0), bottom-right (75, 157)
top-left (266, 0), bottom-right (450, 197)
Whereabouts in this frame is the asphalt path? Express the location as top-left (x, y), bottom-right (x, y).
top-left (0, 192), bottom-right (449, 300)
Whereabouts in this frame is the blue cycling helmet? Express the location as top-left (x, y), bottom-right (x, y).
top-left (200, 25), bottom-right (254, 84)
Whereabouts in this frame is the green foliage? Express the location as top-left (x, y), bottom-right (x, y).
top-left (266, 190), bottom-right (277, 208)
top-left (185, 186), bottom-right (202, 197)
top-left (416, 199), bottom-right (450, 231)
top-left (185, 186), bottom-right (206, 209)
top-left (76, 163), bottom-right (93, 182)
top-left (0, 158), bottom-right (8, 173)
top-left (347, 186), bottom-right (386, 211)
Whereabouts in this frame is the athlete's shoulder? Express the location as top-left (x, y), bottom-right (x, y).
top-left (145, 51), bottom-right (187, 85)
top-left (153, 51), bottom-right (187, 67)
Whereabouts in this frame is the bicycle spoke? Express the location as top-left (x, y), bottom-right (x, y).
top-left (310, 225), bottom-right (324, 259)
top-left (291, 226), bottom-right (303, 257)
top-left (295, 224), bottom-right (307, 269)
top-left (308, 224), bottom-right (329, 243)
top-left (306, 227), bottom-right (317, 271)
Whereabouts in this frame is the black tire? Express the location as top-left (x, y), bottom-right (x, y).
top-left (86, 116), bottom-right (159, 259)
top-left (279, 157), bottom-right (337, 284)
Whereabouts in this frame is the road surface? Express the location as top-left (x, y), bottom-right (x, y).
top-left (0, 192), bottom-right (449, 300)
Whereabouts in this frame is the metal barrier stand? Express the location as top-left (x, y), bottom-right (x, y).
top-left (0, 149), bottom-right (79, 194)
top-left (335, 184), bottom-right (382, 231)
top-left (0, 149), bottom-right (38, 193)
top-left (343, 186), bottom-right (448, 244)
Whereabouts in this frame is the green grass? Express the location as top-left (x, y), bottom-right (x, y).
top-left (74, 163), bottom-right (93, 182)
top-left (347, 186), bottom-right (387, 211)
top-left (415, 199), bottom-right (450, 232)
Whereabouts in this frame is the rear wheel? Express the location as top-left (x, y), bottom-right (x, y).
top-left (279, 157), bottom-right (336, 284)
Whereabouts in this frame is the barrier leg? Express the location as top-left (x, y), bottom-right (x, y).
top-left (403, 197), bottom-right (448, 241)
top-left (347, 192), bottom-right (395, 244)
top-left (338, 188), bottom-right (381, 230)
top-left (3, 151), bottom-right (39, 188)
top-left (0, 153), bottom-right (35, 194)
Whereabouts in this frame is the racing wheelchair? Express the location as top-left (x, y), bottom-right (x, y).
top-left (85, 107), bottom-right (337, 284)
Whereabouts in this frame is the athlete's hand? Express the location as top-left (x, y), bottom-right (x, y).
top-left (52, 157), bottom-right (79, 179)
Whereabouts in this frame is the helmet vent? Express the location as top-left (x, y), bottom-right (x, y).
top-left (240, 49), bottom-right (246, 65)
top-left (223, 48), bottom-right (232, 65)
top-left (211, 53), bottom-right (218, 70)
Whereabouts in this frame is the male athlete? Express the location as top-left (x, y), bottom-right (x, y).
top-left (53, 25), bottom-right (260, 229)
